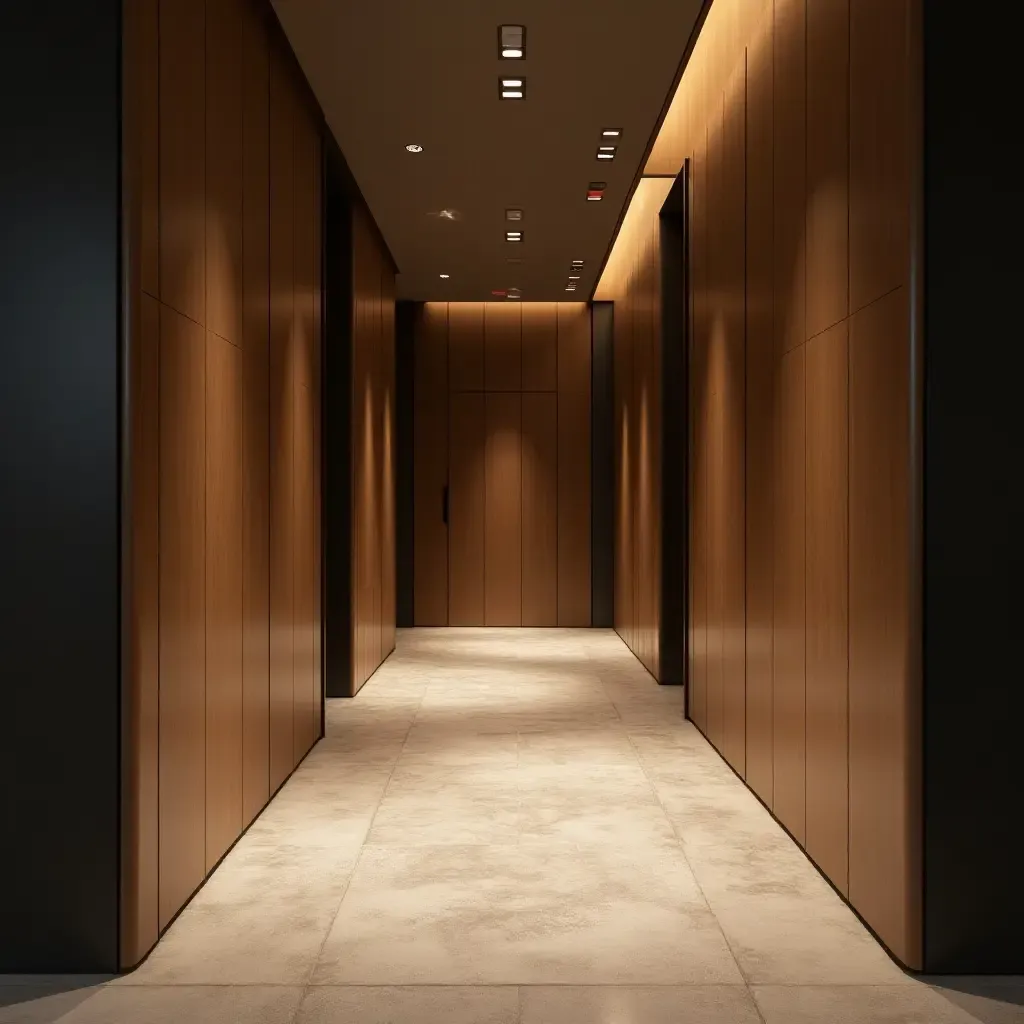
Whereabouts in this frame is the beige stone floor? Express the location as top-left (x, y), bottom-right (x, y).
top-left (2, 629), bottom-right (1022, 1022)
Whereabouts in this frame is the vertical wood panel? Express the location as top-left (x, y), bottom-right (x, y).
top-left (311, 131), bottom-right (323, 738)
top-left (413, 303), bottom-right (449, 625)
top-left (123, 290), bottom-right (161, 962)
top-left (745, 17), bottom-right (775, 803)
top-left (241, 2), bottom-right (270, 823)
top-left (448, 301), bottom-right (484, 391)
top-left (521, 393), bottom-right (558, 626)
top-left (205, 332), bottom-right (243, 870)
top-left (689, 125), bottom-right (709, 733)
top-left (206, 0), bottom-right (243, 345)
top-left (159, 0), bottom-right (206, 324)
top-left (380, 272), bottom-right (397, 656)
top-left (557, 302), bottom-right (591, 626)
top-left (292, 110), bottom-right (317, 757)
top-left (521, 301), bottom-right (558, 391)
top-left (484, 393), bottom-right (523, 626)
top-left (485, 301), bottom-right (522, 391)
top-left (773, 345), bottom-right (806, 841)
top-left (805, 320), bottom-right (849, 892)
top-left (773, 0), bottom-right (806, 356)
top-left (806, 0), bottom-right (850, 339)
top-left (850, 0), bottom-right (910, 312)
top-left (614, 300), bottom-right (635, 649)
top-left (849, 286), bottom-right (917, 961)
top-left (722, 62), bottom-right (747, 774)
top-left (449, 393), bottom-right (486, 625)
top-left (268, 48), bottom-right (294, 784)
top-left (158, 305), bottom-right (206, 928)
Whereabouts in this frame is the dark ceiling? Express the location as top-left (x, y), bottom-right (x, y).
top-left (272, 0), bottom-right (703, 301)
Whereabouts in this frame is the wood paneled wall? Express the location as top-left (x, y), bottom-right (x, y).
top-left (349, 203), bottom-right (397, 694)
top-left (611, 206), bottom-right (663, 680)
top-left (122, 0), bottom-right (323, 969)
top-left (601, 0), bottom-right (920, 969)
top-left (412, 302), bottom-right (591, 627)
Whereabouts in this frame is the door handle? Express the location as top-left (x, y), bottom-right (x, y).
top-left (442, 485), bottom-right (449, 526)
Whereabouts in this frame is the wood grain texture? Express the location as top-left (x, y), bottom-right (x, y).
top-left (721, 61), bottom-right (747, 775)
top-left (206, 0), bottom-right (243, 345)
top-left (744, 16), bottom-right (775, 804)
top-left (689, 124), bottom-right (709, 732)
top-left (521, 393), bottom-right (558, 626)
top-left (268, 45), bottom-right (294, 782)
top-left (241, 0), bottom-right (270, 825)
top-left (205, 332), bottom-right (244, 870)
top-left (849, 286), bottom-right (919, 964)
top-left (805, 0), bottom-right (849, 340)
top-left (484, 301), bottom-right (522, 392)
top-left (291, 110), bottom-right (317, 755)
top-left (521, 301), bottom-right (558, 391)
top-left (484, 393), bottom-right (523, 626)
top-left (614, 295), bottom-right (635, 652)
top-left (122, 289), bottom-right (161, 965)
top-left (159, 0), bottom-right (206, 324)
top-left (772, 0), bottom-right (806, 356)
top-left (448, 392), bottom-right (486, 625)
top-left (380, 272), bottom-right (397, 657)
top-left (850, 0), bottom-right (910, 312)
top-left (448, 301), bottom-right (484, 391)
top-left (413, 303), bottom-right (449, 625)
top-left (773, 345), bottom-right (806, 842)
top-left (158, 304), bottom-right (206, 929)
top-left (556, 303), bottom-right (591, 626)
top-left (805, 320), bottom-right (849, 892)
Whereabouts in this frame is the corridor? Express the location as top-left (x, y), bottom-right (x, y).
top-left (4, 630), bottom-right (1015, 1023)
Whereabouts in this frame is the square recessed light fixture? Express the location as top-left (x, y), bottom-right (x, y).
top-left (505, 230), bottom-right (523, 242)
top-left (505, 208), bottom-right (523, 222)
top-left (601, 128), bottom-right (622, 138)
top-left (586, 182), bottom-right (606, 201)
top-left (499, 24), bottom-right (525, 59)
top-left (571, 259), bottom-right (584, 267)
top-left (568, 275), bottom-right (580, 280)
top-left (500, 77), bottom-right (525, 100)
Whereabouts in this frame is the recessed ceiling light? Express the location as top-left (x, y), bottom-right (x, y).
top-left (587, 195), bottom-right (602, 201)
top-left (572, 260), bottom-right (584, 266)
top-left (598, 145), bottom-right (615, 152)
top-left (505, 209), bottom-right (523, 221)
top-left (499, 78), bottom-right (525, 100)
top-left (569, 275), bottom-right (580, 280)
top-left (602, 129), bottom-right (621, 137)
top-left (597, 151), bottom-right (615, 160)
top-left (405, 143), bottom-right (423, 153)
top-left (439, 274), bottom-right (450, 279)
top-left (499, 25), bottom-right (525, 59)
top-left (506, 230), bottom-right (523, 241)
top-left (587, 182), bottom-right (606, 201)
top-left (507, 294), bottom-right (521, 300)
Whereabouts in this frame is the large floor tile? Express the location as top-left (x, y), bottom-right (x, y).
top-left (752, 984), bottom-right (981, 1023)
top-left (519, 985), bottom-right (763, 1024)
top-left (296, 986), bottom-right (518, 1023)
top-left (313, 842), bottom-right (742, 985)
top-left (517, 726), bottom-right (640, 766)
top-left (0, 983), bottom-right (105, 1024)
top-left (59, 986), bottom-right (303, 1024)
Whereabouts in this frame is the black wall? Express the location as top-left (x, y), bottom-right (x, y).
top-left (922, 6), bottom-right (1024, 973)
top-left (0, 4), bottom-right (122, 971)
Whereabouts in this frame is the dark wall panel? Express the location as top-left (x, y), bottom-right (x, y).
top-left (0, 0), bottom-right (122, 970)
top-left (591, 302), bottom-right (615, 628)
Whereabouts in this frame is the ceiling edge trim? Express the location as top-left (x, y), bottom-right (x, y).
top-left (588, 0), bottom-right (715, 302)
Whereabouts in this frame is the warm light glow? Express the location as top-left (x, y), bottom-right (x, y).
top-left (439, 274), bottom-right (450, 279)
top-left (568, 275), bottom-right (580, 280)
top-left (586, 195), bottom-right (602, 201)
top-left (599, 145), bottom-right (616, 152)
top-left (602, 129), bottom-right (621, 137)
top-left (405, 143), bottom-right (423, 153)
top-left (501, 78), bottom-right (523, 88)
top-left (501, 90), bottom-right (524, 99)
top-left (501, 47), bottom-right (523, 58)
top-left (594, 175), bottom-right (674, 299)
top-left (597, 152), bottom-right (614, 160)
